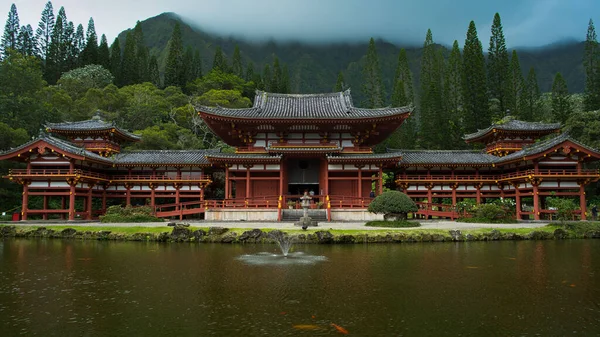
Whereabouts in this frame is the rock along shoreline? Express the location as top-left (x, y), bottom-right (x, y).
top-left (1, 224), bottom-right (600, 244)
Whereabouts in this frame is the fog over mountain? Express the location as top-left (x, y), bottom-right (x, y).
top-left (8, 0), bottom-right (600, 47)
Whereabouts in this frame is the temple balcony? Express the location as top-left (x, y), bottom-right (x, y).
top-left (6, 169), bottom-right (212, 184)
top-left (485, 142), bottom-right (531, 156)
top-left (396, 168), bottom-right (600, 183)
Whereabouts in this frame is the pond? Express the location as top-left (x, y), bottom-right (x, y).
top-left (0, 239), bottom-right (598, 335)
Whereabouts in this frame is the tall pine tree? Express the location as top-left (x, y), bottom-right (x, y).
top-left (362, 38), bottom-right (384, 108)
top-left (18, 24), bottom-right (36, 56)
top-left (487, 13), bottom-right (509, 114)
top-left (35, 1), bottom-right (54, 62)
top-left (334, 71), bottom-right (346, 91)
top-left (419, 30), bottom-right (446, 149)
top-left (519, 67), bottom-right (541, 121)
top-left (73, 24), bottom-right (85, 66)
top-left (212, 45), bottom-right (227, 72)
top-left (262, 64), bottom-right (272, 91)
top-left (109, 38), bottom-right (122, 85)
top-left (505, 50), bottom-right (523, 117)
top-left (148, 54), bottom-right (160, 87)
top-left (44, 13), bottom-right (65, 84)
top-left (444, 40), bottom-right (464, 147)
top-left (231, 45), bottom-right (243, 78)
top-left (272, 56), bottom-right (282, 92)
top-left (1, 4), bottom-right (20, 57)
top-left (391, 48), bottom-right (414, 107)
top-left (80, 17), bottom-right (98, 65)
top-left (584, 19), bottom-right (600, 111)
top-left (164, 22), bottom-right (185, 87)
top-left (98, 34), bottom-right (110, 70)
top-left (551, 72), bottom-right (571, 124)
top-left (133, 22), bottom-right (149, 82)
top-left (462, 21), bottom-right (488, 133)
top-left (192, 49), bottom-right (202, 79)
top-left (121, 32), bottom-right (138, 85)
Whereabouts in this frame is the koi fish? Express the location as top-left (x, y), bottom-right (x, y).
top-left (331, 323), bottom-right (349, 334)
top-left (570, 284), bottom-right (576, 288)
top-left (466, 266), bottom-right (479, 269)
top-left (293, 324), bottom-right (320, 330)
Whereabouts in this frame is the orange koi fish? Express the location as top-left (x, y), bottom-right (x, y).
top-left (293, 324), bottom-right (320, 330)
top-left (331, 323), bottom-right (349, 334)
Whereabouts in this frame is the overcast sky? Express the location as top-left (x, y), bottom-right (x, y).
top-left (5, 0), bottom-right (600, 47)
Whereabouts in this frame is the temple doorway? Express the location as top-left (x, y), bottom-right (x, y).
top-left (287, 158), bottom-right (320, 196)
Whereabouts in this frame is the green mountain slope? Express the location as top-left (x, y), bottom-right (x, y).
top-left (118, 12), bottom-right (585, 102)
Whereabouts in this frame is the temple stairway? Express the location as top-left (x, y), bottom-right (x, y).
top-left (281, 209), bottom-right (327, 222)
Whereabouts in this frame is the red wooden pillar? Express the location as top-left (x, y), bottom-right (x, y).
top-left (21, 181), bottom-right (30, 221)
top-left (357, 165), bottom-right (362, 199)
top-left (61, 196), bottom-right (66, 220)
top-left (451, 185), bottom-right (457, 206)
top-left (279, 161), bottom-right (284, 196)
top-left (200, 186), bottom-right (204, 201)
top-left (476, 187), bottom-right (481, 205)
top-left (579, 182), bottom-right (587, 220)
top-left (86, 185), bottom-right (93, 220)
top-left (515, 186), bottom-right (521, 220)
top-left (245, 166), bottom-right (251, 199)
top-left (125, 184), bottom-right (131, 206)
top-left (532, 184), bottom-right (540, 220)
top-left (68, 183), bottom-right (75, 221)
top-left (42, 195), bottom-right (48, 220)
top-left (378, 165), bottom-right (383, 196)
top-left (325, 160), bottom-right (330, 196)
top-left (224, 166), bottom-right (230, 199)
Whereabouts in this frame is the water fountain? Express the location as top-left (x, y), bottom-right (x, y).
top-left (236, 230), bottom-right (327, 266)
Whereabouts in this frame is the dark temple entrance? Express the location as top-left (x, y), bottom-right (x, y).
top-left (287, 158), bottom-right (320, 195)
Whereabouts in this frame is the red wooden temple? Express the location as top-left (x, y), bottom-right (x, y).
top-left (1, 91), bottom-right (599, 222)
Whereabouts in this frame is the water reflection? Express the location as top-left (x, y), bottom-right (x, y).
top-left (237, 251), bottom-right (328, 266)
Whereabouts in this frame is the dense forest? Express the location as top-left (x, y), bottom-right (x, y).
top-left (1, 1), bottom-right (600, 208)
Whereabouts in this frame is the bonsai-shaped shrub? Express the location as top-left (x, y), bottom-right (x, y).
top-left (475, 203), bottom-right (506, 221)
top-left (547, 197), bottom-right (578, 222)
top-left (368, 191), bottom-right (417, 221)
top-left (100, 205), bottom-right (162, 223)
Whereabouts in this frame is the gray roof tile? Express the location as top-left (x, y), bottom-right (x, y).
top-left (114, 150), bottom-right (219, 165)
top-left (0, 134), bottom-right (112, 163)
top-left (198, 90), bottom-right (411, 120)
top-left (463, 119), bottom-right (560, 141)
top-left (396, 150), bottom-right (496, 165)
top-left (45, 114), bottom-right (141, 141)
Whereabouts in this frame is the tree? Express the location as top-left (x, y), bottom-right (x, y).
top-left (133, 21), bottom-right (149, 83)
top-left (109, 38), bottom-right (121, 85)
top-left (18, 24), bottom-right (36, 56)
top-left (231, 45), bottom-right (243, 78)
top-left (97, 34), bottom-right (110, 70)
top-left (194, 89), bottom-right (252, 108)
top-left (444, 40), bottom-right (464, 147)
top-left (35, 1), bottom-right (54, 61)
top-left (281, 64), bottom-right (290, 93)
top-left (487, 13), bottom-right (509, 113)
top-left (334, 71), bottom-right (346, 91)
top-left (362, 38), bottom-right (384, 108)
top-left (519, 67), bottom-right (541, 121)
top-left (121, 32), bottom-right (137, 86)
top-left (148, 55), bottom-right (160, 87)
top-left (419, 29), bottom-right (446, 149)
top-left (1, 4), bottom-right (20, 56)
top-left (80, 17), bottom-right (98, 65)
top-left (272, 55), bottom-right (283, 92)
top-left (212, 45), bottom-right (227, 72)
top-left (164, 22), bottom-right (185, 87)
top-left (183, 46), bottom-right (194, 85)
top-left (63, 21), bottom-right (77, 70)
top-left (44, 13), bottom-right (65, 84)
top-left (565, 110), bottom-right (600, 149)
top-left (506, 50), bottom-right (523, 117)
top-left (551, 72), bottom-right (572, 124)
top-left (192, 49), bottom-right (202, 80)
top-left (584, 19), bottom-right (600, 112)
top-left (58, 64), bottom-right (114, 99)
top-left (262, 64), bottom-right (271, 91)
top-left (367, 191), bottom-right (418, 221)
top-left (462, 21), bottom-right (489, 133)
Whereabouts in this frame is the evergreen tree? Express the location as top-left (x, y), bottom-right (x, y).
top-left (1, 4), bottom-right (20, 56)
top-left (73, 24), bottom-right (85, 66)
top-left (64, 21), bottom-right (78, 70)
top-left (487, 13), bottom-right (510, 113)
top-left (272, 56), bottom-right (282, 92)
top-left (44, 14), bottom-right (65, 84)
top-left (164, 22), bottom-right (185, 87)
top-left (18, 24), bottom-right (36, 56)
top-left (245, 61), bottom-right (255, 82)
top-left (389, 48), bottom-right (417, 149)
top-left (262, 64), bottom-right (272, 91)
top-left (109, 38), bottom-right (121, 85)
top-left (419, 30), bottom-right (446, 149)
top-left (183, 46), bottom-right (194, 84)
top-left (192, 49), bottom-right (202, 79)
top-left (231, 45), bottom-right (243, 78)
top-left (334, 71), bottom-right (346, 91)
top-left (81, 17), bottom-right (98, 65)
top-left (362, 38), bottom-right (384, 108)
top-left (444, 40), bottom-right (464, 147)
top-left (148, 54), bottom-right (160, 87)
top-left (505, 50), bottom-right (523, 117)
top-left (212, 45), bottom-right (227, 72)
top-left (97, 34), bottom-right (110, 70)
top-left (584, 19), bottom-right (600, 111)
top-left (281, 64), bottom-right (290, 93)
top-left (551, 72), bottom-right (571, 124)
top-left (462, 21), bottom-right (489, 133)
top-left (56, 7), bottom-right (71, 69)
top-left (133, 21), bottom-right (149, 82)
top-left (121, 32), bottom-right (138, 85)
top-left (35, 1), bottom-right (54, 61)
top-left (519, 67), bottom-right (541, 121)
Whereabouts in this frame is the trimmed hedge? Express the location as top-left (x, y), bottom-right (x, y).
top-left (365, 220), bottom-right (421, 228)
top-left (100, 205), bottom-right (163, 223)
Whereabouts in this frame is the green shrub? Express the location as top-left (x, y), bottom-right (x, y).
top-left (546, 197), bottom-right (578, 221)
top-left (365, 220), bottom-right (421, 228)
top-left (367, 191), bottom-right (418, 221)
top-left (475, 203), bottom-right (506, 221)
top-left (100, 205), bottom-right (162, 223)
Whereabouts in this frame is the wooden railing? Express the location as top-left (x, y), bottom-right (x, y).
top-left (8, 169), bottom-right (211, 182)
top-left (110, 174), bottom-right (211, 182)
top-left (397, 169), bottom-right (599, 182)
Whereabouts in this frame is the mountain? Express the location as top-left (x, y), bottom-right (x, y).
top-left (118, 12), bottom-right (585, 101)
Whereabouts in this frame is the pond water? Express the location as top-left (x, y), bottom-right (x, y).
top-left (0, 239), bottom-right (598, 336)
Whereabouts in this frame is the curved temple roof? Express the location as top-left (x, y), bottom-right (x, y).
top-left (45, 113), bottom-right (141, 142)
top-left (463, 119), bottom-right (561, 142)
top-left (197, 90), bottom-right (412, 120)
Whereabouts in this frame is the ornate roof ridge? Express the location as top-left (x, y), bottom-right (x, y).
top-left (45, 115), bottom-right (141, 141)
top-left (253, 89), bottom-right (351, 99)
top-left (463, 118), bottom-right (561, 141)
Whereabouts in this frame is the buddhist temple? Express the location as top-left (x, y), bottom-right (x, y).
top-left (1, 91), bottom-right (599, 222)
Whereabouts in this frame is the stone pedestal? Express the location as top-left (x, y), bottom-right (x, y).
top-left (294, 216), bottom-right (318, 227)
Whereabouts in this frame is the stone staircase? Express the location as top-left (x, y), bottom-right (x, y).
top-left (281, 209), bottom-right (327, 222)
